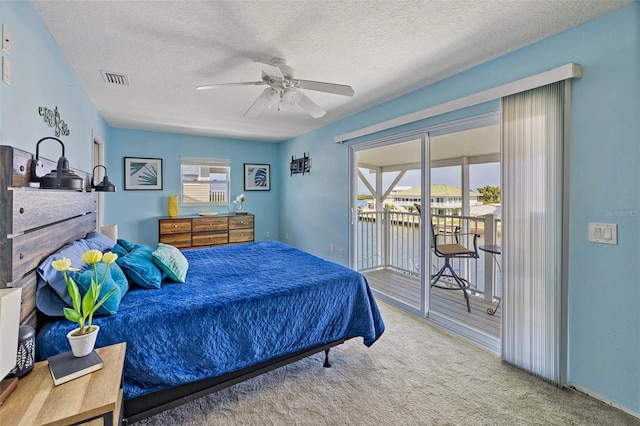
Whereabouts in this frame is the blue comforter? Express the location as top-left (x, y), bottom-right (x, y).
top-left (37, 241), bottom-right (385, 400)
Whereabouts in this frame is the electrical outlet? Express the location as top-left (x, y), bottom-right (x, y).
top-left (285, 233), bottom-right (289, 240)
top-left (2, 57), bottom-right (10, 85)
top-left (2, 25), bottom-right (10, 54)
top-left (338, 248), bottom-right (343, 258)
top-left (330, 244), bottom-right (334, 253)
top-left (265, 231), bottom-right (270, 238)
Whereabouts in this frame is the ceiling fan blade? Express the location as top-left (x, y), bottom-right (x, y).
top-left (244, 95), bottom-right (267, 118)
top-left (244, 87), bottom-right (279, 118)
top-left (196, 81), bottom-right (264, 90)
top-left (297, 93), bottom-right (326, 118)
top-left (255, 61), bottom-right (284, 80)
top-left (295, 79), bottom-right (355, 97)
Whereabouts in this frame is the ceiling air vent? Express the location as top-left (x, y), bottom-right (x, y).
top-left (101, 71), bottom-right (129, 86)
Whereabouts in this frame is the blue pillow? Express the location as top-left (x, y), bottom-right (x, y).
top-left (36, 239), bottom-right (92, 316)
top-left (85, 231), bottom-right (116, 252)
top-left (116, 244), bottom-right (163, 289)
top-left (116, 239), bottom-right (136, 253)
top-left (152, 243), bottom-right (189, 283)
top-left (111, 243), bottom-right (129, 258)
top-left (72, 262), bottom-right (128, 315)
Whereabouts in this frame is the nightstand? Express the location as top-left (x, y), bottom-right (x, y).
top-left (0, 342), bottom-right (126, 426)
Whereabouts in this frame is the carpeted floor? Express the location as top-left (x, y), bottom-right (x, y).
top-left (134, 302), bottom-right (639, 425)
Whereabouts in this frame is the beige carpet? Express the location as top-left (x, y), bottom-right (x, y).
top-left (134, 302), bottom-right (639, 425)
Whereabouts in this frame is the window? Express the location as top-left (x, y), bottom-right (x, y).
top-left (180, 157), bottom-right (230, 206)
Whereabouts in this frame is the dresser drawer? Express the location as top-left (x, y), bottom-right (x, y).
top-left (192, 232), bottom-right (228, 247)
top-left (160, 219), bottom-right (192, 235)
top-left (229, 229), bottom-right (254, 243)
top-left (192, 217), bottom-right (228, 232)
top-left (160, 233), bottom-right (192, 249)
top-left (229, 215), bottom-right (254, 230)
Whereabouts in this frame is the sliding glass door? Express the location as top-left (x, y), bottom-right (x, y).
top-left (349, 133), bottom-right (426, 317)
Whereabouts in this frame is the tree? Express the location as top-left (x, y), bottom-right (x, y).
top-left (477, 185), bottom-right (501, 204)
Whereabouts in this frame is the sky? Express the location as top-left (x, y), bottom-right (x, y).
top-left (358, 162), bottom-right (500, 195)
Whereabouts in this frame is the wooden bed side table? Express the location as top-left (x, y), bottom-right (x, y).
top-left (0, 342), bottom-right (126, 426)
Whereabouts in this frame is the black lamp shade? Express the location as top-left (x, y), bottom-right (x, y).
top-left (32, 137), bottom-right (84, 190)
top-left (92, 165), bottom-right (116, 192)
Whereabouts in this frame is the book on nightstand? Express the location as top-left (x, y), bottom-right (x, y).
top-left (48, 350), bottom-right (104, 386)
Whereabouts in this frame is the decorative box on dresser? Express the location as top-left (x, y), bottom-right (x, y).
top-left (159, 213), bottom-right (254, 249)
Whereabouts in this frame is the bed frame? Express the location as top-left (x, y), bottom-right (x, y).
top-left (0, 145), bottom-right (346, 424)
top-left (0, 145), bottom-right (95, 328)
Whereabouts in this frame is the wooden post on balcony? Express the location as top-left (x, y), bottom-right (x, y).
top-left (382, 208), bottom-right (390, 269)
top-left (483, 214), bottom-right (495, 302)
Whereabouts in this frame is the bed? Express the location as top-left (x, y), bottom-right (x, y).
top-left (0, 145), bottom-right (384, 424)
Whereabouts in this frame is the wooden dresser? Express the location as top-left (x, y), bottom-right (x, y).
top-left (159, 213), bottom-right (254, 249)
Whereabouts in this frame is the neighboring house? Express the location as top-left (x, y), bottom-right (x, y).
top-left (1, 1), bottom-right (638, 418)
top-left (389, 185), bottom-right (482, 216)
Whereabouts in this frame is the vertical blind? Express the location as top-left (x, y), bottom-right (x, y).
top-left (501, 81), bottom-right (565, 384)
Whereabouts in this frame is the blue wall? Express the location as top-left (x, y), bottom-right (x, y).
top-left (2, 0), bottom-right (639, 417)
top-left (105, 128), bottom-right (280, 246)
top-left (280, 4), bottom-right (640, 415)
top-left (0, 2), bottom-right (108, 169)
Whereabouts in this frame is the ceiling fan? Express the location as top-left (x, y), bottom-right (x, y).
top-left (196, 58), bottom-right (354, 119)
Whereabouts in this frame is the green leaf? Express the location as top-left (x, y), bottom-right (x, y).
top-left (81, 289), bottom-right (97, 320)
top-left (65, 273), bottom-right (81, 312)
top-left (63, 307), bottom-right (82, 324)
top-left (91, 288), bottom-right (117, 314)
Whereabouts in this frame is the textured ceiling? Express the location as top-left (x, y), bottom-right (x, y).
top-left (32, 0), bottom-right (632, 142)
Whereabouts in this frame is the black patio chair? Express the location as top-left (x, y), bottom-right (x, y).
top-left (430, 222), bottom-right (479, 313)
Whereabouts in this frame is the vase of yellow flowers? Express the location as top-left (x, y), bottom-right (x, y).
top-left (52, 249), bottom-right (118, 357)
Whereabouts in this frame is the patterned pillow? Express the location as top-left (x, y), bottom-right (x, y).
top-left (152, 243), bottom-right (189, 283)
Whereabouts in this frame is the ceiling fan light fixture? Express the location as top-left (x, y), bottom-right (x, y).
top-left (262, 87), bottom-right (279, 110)
top-left (282, 88), bottom-right (302, 108)
top-left (202, 58), bottom-right (353, 118)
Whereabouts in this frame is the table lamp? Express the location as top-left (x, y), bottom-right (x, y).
top-left (0, 288), bottom-right (22, 404)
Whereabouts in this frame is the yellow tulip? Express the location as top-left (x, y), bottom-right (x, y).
top-left (102, 252), bottom-right (118, 265)
top-left (52, 257), bottom-right (72, 272)
top-left (81, 249), bottom-right (103, 264)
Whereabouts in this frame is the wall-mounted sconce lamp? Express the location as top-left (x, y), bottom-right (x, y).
top-left (92, 165), bottom-right (116, 192)
top-left (30, 137), bottom-right (84, 190)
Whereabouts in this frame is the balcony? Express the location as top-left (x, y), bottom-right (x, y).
top-left (357, 210), bottom-right (502, 339)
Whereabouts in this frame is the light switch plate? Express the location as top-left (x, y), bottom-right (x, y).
top-left (2, 25), bottom-right (9, 54)
top-left (588, 223), bottom-right (617, 244)
top-left (2, 56), bottom-right (9, 85)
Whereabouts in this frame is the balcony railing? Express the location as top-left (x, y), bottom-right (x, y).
top-left (357, 210), bottom-right (501, 303)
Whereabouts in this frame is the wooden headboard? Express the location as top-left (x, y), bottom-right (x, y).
top-left (0, 145), bottom-right (97, 327)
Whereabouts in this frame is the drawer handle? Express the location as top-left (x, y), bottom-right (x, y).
top-left (19, 207), bottom-right (25, 214)
top-left (173, 225), bottom-right (178, 228)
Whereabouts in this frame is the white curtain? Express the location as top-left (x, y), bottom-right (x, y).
top-left (501, 81), bottom-right (565, 384)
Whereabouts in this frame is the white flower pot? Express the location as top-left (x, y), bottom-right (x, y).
top-left (66, 325), bottom-right (100, 357)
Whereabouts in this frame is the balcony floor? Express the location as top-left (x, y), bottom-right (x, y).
top-left (364, 268), bottom-right (501, 339)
